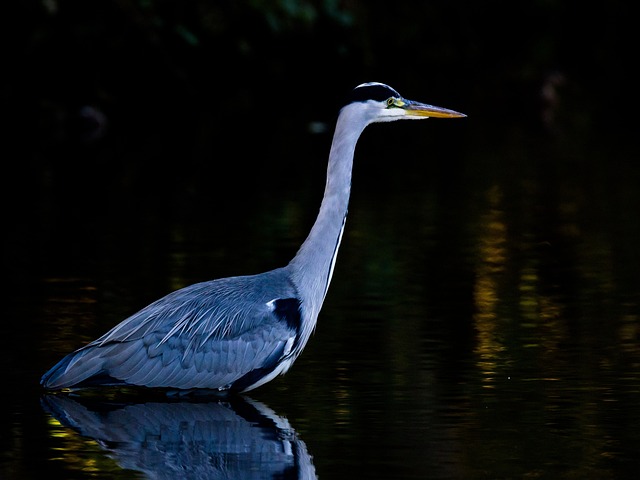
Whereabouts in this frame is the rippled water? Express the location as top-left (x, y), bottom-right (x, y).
top-left (4, 117), bottom-right (640, 479)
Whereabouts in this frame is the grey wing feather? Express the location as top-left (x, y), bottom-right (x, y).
top-left (105, 317), bottom-right (294, 389)
top-left (41, 268), bottom-right (302, 390)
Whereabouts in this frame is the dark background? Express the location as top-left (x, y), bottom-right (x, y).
top-left (3, 1), bottom-right (636, 238)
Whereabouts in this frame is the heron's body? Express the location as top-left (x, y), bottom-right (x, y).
top-left (41, 82), bottom-right (465, 393)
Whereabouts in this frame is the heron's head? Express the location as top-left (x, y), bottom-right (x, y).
top-left (343, 82), bottom-right (466, 124)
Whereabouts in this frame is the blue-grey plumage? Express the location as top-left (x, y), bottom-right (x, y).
top-left (41, 82), bottom-right (465, 393)
top-left (42, 269), bottom-right (302, 392)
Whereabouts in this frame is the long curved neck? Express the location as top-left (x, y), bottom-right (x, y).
top-left (289, 108), bottom-right (369, 320)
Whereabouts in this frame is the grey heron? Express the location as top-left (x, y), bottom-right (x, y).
top-left (41, 82), bottom-right (465, 393)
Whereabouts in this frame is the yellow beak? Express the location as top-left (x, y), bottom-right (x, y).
top-left (404, 100), bottom-right (466, 118)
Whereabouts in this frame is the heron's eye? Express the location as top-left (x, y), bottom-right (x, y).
top-left (386, 97), bottom-right (395, 107)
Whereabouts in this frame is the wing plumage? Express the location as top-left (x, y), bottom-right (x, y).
top-left (41, 268), bottom-right (303, 392)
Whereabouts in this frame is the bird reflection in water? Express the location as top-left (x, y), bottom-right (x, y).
top-left (41, 393), bottom-right (317, 479)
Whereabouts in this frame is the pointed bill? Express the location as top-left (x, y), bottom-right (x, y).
top-left (403, 100), bottom-right (466, 118)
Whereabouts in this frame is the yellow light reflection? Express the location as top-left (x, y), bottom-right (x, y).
top-left (472, 185), bottom-right (507, 387)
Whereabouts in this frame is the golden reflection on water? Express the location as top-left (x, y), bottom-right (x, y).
top-left (45, 416), bottom-right (122, 475)
top-left (470, 167), bottom-right (640, 397)
top-left (471, 182), bottom-right (577, 381)
top-left (472, 184), bottom-right (507, 387)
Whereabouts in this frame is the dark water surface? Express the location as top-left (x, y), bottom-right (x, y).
top-left (4, 113), bottom-right (640, 479)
